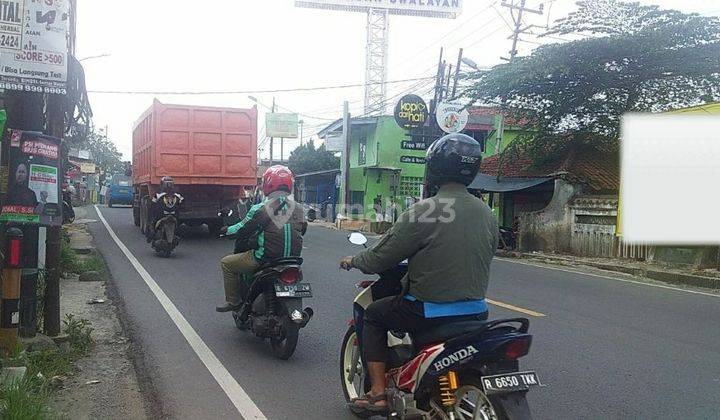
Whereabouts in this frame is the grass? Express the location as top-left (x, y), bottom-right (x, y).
top-left (0, 315), bottom-right (94, 419)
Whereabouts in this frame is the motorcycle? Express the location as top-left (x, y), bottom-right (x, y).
top-left (151, 215), bottom-right (179, 257)
top-left (340, 232), bottom-right (539, 419)
top-left (218, 209), bottom-right (314, 360)
top-left (62, 189), bottom-right (75, 224)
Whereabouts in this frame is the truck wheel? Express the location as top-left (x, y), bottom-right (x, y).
top-left (140, 196), bottom-right (149, 234)
top-left (207, 222), bottom-right (222, 237)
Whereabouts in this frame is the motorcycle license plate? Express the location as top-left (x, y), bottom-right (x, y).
top-left (480, 371), bottom-right (540, 395)
top-left (274, 283), bottom-right (312, 298)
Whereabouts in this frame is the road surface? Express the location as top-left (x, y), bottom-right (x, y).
top-left (87, 205), bottom-right (720, 419)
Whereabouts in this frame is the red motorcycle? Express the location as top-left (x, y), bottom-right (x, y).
top-left (339, 233), bottom-right (539, 419)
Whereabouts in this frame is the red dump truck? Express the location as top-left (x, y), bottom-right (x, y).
top-left (132, 100), bottom-right (257, 235)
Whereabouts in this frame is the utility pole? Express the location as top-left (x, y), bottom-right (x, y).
top-left (299, 120), bottom-right (304, 147)
top-left (269, 98), bottom-right (275, 165)
top-left (44, 94), bottom-right (66, 337)
top-left (451, 48), bottom-right (463, 99)
top-left (342, 101), bottom-right (351, 215)
top-left (496, 0), bottom-right (544, 155)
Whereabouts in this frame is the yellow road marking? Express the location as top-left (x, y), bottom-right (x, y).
top-left (486, 299), bottom-right (547, 317)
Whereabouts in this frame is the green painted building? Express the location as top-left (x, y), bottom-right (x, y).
top-left (318, 108), bottom-right (517, 221)
top-left (319, 116), bottom-right (427, 220)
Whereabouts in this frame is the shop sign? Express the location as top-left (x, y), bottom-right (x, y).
top-left (436, 100), bottom-right (469, 134)
top-left (394, 94), bottom-right (428, 130)
top-left (400, 156), bottom-right (426, 164)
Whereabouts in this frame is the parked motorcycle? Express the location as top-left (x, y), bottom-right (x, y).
top-left (340, 232), bottom-right (539, 419)
top-left (151, 215), bottom-right (179, 257)
top-left (218, 209), bottom-right (314, 360)
top-left (62, 189), bottom-right (75, 224)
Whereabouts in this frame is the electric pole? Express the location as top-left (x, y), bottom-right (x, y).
top-left (496, 0), bottom-right (544, 155)
top-left (269, 97), bottom-right (275, 165)
top-left (299, 120), bottom-right (304, 147)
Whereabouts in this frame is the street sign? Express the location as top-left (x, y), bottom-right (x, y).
top-left (436, 100), bottom-right (469, 134)
top-left (295, 0), bottom-right (463, 18)
top-left (266, 113), bottom-right (299, 138)
top-left (394, 94), bottom-right (429, 130)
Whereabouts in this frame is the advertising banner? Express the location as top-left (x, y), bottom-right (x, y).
top-left (266, 113), bottom-right (299, 138)
top-left (0, 0), bottom-right (69, 94)
top-left (1, 130), bottom-right (62, 225)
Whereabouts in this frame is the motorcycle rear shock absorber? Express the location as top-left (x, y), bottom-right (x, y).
top-left (438, 371), bottom-right (459, 409)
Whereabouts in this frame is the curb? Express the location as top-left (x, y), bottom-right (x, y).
top-left (505, 252), bottom-right (720, 290)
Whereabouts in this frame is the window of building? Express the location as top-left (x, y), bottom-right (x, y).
top-left (358, 136), bottom-right (367, 165)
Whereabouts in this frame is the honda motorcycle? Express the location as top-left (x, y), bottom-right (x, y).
top-left (218, 208), bottom-right (314, 360)
top-left (340, 232), bottom-right (539, 419)
top-left (151, 215), bottom-right (178, 258)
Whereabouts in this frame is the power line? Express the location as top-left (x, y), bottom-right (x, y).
top-left (88, 76), bottom-right (436, 95)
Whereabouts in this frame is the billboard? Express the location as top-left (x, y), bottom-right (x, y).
top-left (266, 113), bottom-right (299, 138)
top-left (295, 0), bottom-right (462, 18)
top-left (0, 0), bottom-right (69, 94)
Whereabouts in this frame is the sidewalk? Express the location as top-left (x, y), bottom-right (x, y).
top-left (51, 206), bottom-right (151, 419)
top-left (497, 249), bottom-right (720, 290)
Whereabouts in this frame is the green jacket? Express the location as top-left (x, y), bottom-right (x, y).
top-left (352, 183), bottom-right (498, 303)
top-left (227, 192), bottom-right (307, 262)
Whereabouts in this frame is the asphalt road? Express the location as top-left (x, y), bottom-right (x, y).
top-left (87, 205), bottom-right (720, 420)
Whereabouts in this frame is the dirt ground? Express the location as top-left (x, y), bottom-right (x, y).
top-left (50, 212), bottom-right (153, 419)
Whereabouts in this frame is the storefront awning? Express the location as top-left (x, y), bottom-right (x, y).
top-left (469, 174), bottom-right (551, 192)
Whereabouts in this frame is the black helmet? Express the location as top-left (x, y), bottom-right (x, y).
top-left (425, 133), bottom-right (482, 188)
top-left (160, 176), bottom-right (175, 193)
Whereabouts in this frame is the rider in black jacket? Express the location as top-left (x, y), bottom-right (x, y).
top-left (146, 176), bottom-right (183, 243)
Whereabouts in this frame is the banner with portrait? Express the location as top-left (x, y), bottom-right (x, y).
top-left (1, 130), bottom-right (62, 225)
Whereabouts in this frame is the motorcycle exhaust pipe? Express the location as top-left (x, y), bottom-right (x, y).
top-left (291, 307), bottom-right (314, 327)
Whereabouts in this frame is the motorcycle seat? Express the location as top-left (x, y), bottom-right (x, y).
top-left (256, 257), bottom-right (303, 271)
top-left (411, 320), bottom-right (487, 347)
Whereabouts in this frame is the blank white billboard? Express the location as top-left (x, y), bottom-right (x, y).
top-left (620, 114), bottom-right (720, 244)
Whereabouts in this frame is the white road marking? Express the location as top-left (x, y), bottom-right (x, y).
top-left (496, 257), bottom-right (720, 298)
top-left (93, 205), bottom-right (266, 419)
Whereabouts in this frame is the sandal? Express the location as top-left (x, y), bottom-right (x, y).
top-left (348, 393), bottom-right (389, 414)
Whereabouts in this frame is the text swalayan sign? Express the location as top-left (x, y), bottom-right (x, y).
top-left (1, 130), bottom-right (62, 225)
top-left (394, 94), bottom-right (428, 130)
top-left (0, 0), bottom-right (69, 94)
top-left (295, 0), bottom-right (462, 18)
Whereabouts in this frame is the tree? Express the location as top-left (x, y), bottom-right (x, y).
top-left (65, 124), bottom-right (124, 179)
top-left (467, 0), bottom-right (720, 161)
top-left (287, 140), bottom-right (340, 175)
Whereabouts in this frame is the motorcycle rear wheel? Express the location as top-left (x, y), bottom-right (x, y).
top-left (269, 318), bottom-right (299, 360)
top-left (452, 378), bottom-right (531, 420)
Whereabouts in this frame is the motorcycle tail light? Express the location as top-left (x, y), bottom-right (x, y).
top-left (279, 267), bottom-right (301, 285)
top-left (504, 337), bottom-right (532, 360)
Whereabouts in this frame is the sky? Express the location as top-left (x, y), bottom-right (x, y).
top-left (76, 0), bottom-right (720, 161)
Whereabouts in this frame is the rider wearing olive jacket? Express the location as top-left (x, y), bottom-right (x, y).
top-left (340, 133), bottom-right (498, 414)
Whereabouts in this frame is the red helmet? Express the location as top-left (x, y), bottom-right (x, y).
top-left (262, 165), bottom-right (294, 196)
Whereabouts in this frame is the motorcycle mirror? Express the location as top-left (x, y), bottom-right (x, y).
top-left (348, 232), bottom-right (368, 246)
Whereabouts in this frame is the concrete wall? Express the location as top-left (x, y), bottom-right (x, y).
top-left (518, 179), bottom-right (580, 254)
